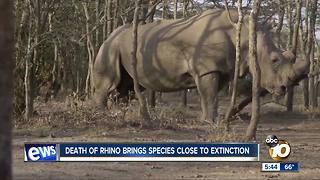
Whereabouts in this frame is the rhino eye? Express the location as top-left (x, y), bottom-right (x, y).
top-left (272, 58), bottom-right (279, 63)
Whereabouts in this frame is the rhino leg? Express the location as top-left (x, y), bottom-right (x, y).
top-left (195, 72), bottom-right (219, 124)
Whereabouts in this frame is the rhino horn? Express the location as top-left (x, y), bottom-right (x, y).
top-left (282, 50), bottom-right (309, 81)
top-left (292, 58), bottom-right (309, 78)
top-left (282, 50), bottom-right (296, 63)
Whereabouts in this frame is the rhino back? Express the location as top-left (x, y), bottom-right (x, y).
top-left (117, 9), bottom-right (247, 91)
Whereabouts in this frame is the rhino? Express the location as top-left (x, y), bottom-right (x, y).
top-left (93, 9), bottom-right (309, 123)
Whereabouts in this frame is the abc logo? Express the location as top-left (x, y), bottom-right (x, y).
top-left (265, 135), bottom-right (291, 161)
top-left (265, 135), bottom-right (278, 147)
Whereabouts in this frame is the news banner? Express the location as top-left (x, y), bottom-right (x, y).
top-left (24, 135), bottom-right (299, 172)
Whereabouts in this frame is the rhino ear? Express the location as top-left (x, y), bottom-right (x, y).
top-left (282, 50), bottom-right (296, 63)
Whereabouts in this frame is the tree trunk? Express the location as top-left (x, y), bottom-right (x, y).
top-left (61, 53), bottom-right (67, 92)
top-left (16, 1), bottom-right (28, 66)
top-left (275, 0), bottom-right (285, 48)
top-left (0, 0), bottom-right (14, 179)
top-left (95, 0), bottom-right (100, 49)
top-left (315, 51), bottom-right (320, 107)
top-left (183, 0), bottom-right (189, 17)
top-left (174, 0), bottom-right (178, 19)
top-left (103, 0), bottom-right (108, 40)
top-left (113, 0), bottom-right (119, 31)
top-left (140, 0), bottom-right (156, 107)
top-left (131, 0), bottom-right (151, 127)
top-left (246, 0), bottom-right (262, 140)
top-left (76, 54), bottom-right (80, 95)
top-left (309, 44), bottom-right (315, 108)
top-left (49, 12), bottom-right (58, 99)
top-left (146, 0), bottom-right (157, 23)
top-left (103, 0), bottom-right (113, 40)
top-left (300, 0), bottom-right (309, 109)
top-left (140, 0), bottom-right (150, 21)
top-left (315, 75), bottom-right (319, 107)
top-left (181, 0), bottom-right (188, 106)
top-left (286, 0), bottom-right (302, 112)
top-left (25, 37), bottom-right (32, 120)
top-left (223, 0), bottom-right (243, 129)
top-left (291, 0), bottom-right (301, 55)
top-left (25, 1), bottom-right (34, 120)
top-left (162, 0), bottom-right (169, 19)
top-left (307, 0), bottom-right (318, 109)
top-left (107, 0), bottom-right (113, 36)
top-left (286, 1), bottom-right (293, 49)
top-left (302, 80), bottom-right (309, 108)
top-left (83, 2), bottom-right (95, 98)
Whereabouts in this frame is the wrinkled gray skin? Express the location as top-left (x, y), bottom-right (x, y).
top-left (93, 9), bottom-right (309, 123)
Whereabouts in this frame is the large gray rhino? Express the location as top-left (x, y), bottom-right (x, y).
top-left (93, 9), bottom-right (309, 123)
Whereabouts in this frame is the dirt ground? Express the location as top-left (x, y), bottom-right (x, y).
top-left (12, 93), bottom-right (320, 179)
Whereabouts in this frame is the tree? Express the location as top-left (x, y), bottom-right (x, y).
top-left (300, 0), bottom-right (310, 109)
top-left (182, 0), bottom-right (188, 107)
top-left (174, 0), bottom-right (178, 19)
top-left (113, 0), bottom-right (119, 31)
top-left (246, 0), bottom-right (262, 140)
top-left (183, 0), bottom-right (189, 17)
top-left (275, 0), bottom-right (285, 48)
top-left (25, 0), bottom-right (34, 121)
top-left (306, 0), bottom-right (318, 108)
top-left (0, 0), bottom-right (14, 179)
top-left (138, 0), bottom-right (157, 108)
top-left (286, 0), bottom-right (294, 49)
top-left (107, 0), bottom-right (113, 36)
top-left (95, 0), bottom-right (100, 48)
top-left (131, 0), bottom-right (151, 127)
top-left (223, 0), bottom-right (243, 129)
top-left (296, 0), bottom-right (318, 109)
top-left (307, 0), bottom-right (318, 109)
top-left (140, 0), bottom-right (150, 21)
top-left (286, 0), bottom-right (301, 112)
top-left (83, 2), bottom-right (95, 98)
top-left (162, 0), bottom-right (169, 19)
top-left (146, 0), bottom-right (159, 23)
top-left (49, 11), bottom-right (59, 98)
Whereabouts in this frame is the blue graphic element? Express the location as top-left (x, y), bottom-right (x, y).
top-left (280, 162), bottom-right (299, 172)
top-left (59, 143), bottom-right (259, 158)
top-left (25, 144), bottom-right (57, 161)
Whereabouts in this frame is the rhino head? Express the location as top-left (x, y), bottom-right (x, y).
top-left (256, 33), bottom-right (309, 95)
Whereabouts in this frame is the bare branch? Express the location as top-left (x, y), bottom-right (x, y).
top-left (224, 0), bottom-right (237, 27)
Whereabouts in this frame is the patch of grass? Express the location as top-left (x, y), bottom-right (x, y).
top-left (14, 93), bottom-right (195, 132)
top-left (205, 127), bottom-right (245, 142)
top-left (295, 105), bottom-right (320, 120)
top-left (149, 104), bottom-right (188, 130)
